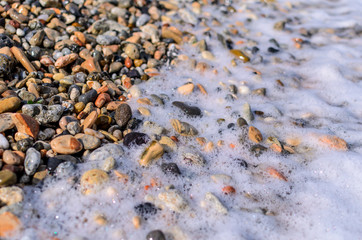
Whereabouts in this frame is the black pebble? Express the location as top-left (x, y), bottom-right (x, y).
top-left (134, 202), bottom-right (158, 220)
top-left (161, 163), bottom-right (181, 176)
top-left (123, 132), bottom-right (150, 148)
top-left (268, 47), bottom-right (279, 53)
top-left (146, 230), bottom-right (166, 240)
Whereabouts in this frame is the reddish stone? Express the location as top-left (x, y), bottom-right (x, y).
top-left (125, 57), bottom-right (132, 68)
top-left (12, 113), bottom-right (39, 139)
top-left (95, 93), bottom-right (111, 108)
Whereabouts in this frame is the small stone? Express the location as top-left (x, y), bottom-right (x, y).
top-left (139, 141), bottom-right (164, 167)
top-left (12, 113), bottom-right (39, 139)
top-left (22, 104), bottom-right (63, 124)
top-left (172, 101), bottom-right (201, 117)
top-left (230, 49), bottom-right (250, 62)
top-left (170, 119), bottom-right (198, 136)
top-left (102, 156), bottom-right (116, 172)
top-left (24, 148), bottom-right (41, 175)
top-left (159, 136), bottom-right (177, 152)
top-left (138, 107), bottom-right (151, 116)
top-left (75, 133), bottom-right (101, 150)
top-left (237, 117), bottom-right (248, 127)
top-left (201, 192), bottom-right (228, 215)
top-left (78, 89), bottom-right (98, 104)
top-left (177, 83), bottom-right (194, 95)
top-left (143, 121), bottom-right (165, 135)
top-left (0, 97), bottom-right (21, 113)
top-left (115, 104), bottom-right (132, 128)
top-left (201, 51), bottom-right (215, 60)
top-left (243, 103), bottom-right (254, 123)
top-left (211, 174), bottom-right (232, 184)
top-left (80, 169), bottom-right (109, 195)
top-left (50, 135), bottom-right (83, 154)
top-left (67, 121), bottom-right (81, 135)
top-left (124, 44), bottom-right (139, 60)
top-left (146, 230), bottom-right (166, 240)
top-left (158, 190), bottom-right (188, 213)
top-left (123, 132), bottom-right (150, 148)
top-left (2, 150), bottom-right (23, 165)
top-left (96, 35), bottom-right (120, 45)
top-left (248, 126), bottom-right (263, 143)
top-left (134, 202), bottom-right (158, 219)
top-left (0, 186), bottom-right (24, 205)
top-left (0, 212), bottom-right (21, 238)
top-left (82, 111), bottom-right (98, 130)
top-left (0, 170), bottom-right (17, 187)
top-left (29, 30), bottom-right (45, 46)
top-left (182, 152), bottom-right (205, 166)
top-left (87, 144), bottom-right (124, 162)
top-left (161, 163), bottom-right (181, 175)
top-left (0, 113), bottom-right (15, 132)
top-left (319, 135), bottom-right (348, 151)
top-left (0, 134), bottom-right (9, 149)
top-left (54, 53), bottom-right (78, 68)
top-left (59, 116), bottom-right (78, 130)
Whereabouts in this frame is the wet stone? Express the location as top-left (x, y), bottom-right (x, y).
top-left (115, 104), bottom-right (132, 128)
top-left (134, 202), bottom-right (158, 220)
top-left (161, 163), bottom-right (181, 176)
top-left (0, 134), bottom-right (10, 149)
top-left (50, 135), bottom-right (83, 155)
top-left (75, 134), bottom-right (101, 150)
top-left (146, 230), bottom-right (166, 240)
top-left (87, 143), bottom-right (124, 162)
top-left (0, 170), bottom-right (17, 187)
top-left (123, 132), bottom-right (150, 148)
top-left (24, 148), bottom-right (41, 175)
top-left (78, 89), bottom-right (98, 104)
top-left (16, 138), bottom-right (34, 152)
top-left (172, 101), bottom-right (202, 117)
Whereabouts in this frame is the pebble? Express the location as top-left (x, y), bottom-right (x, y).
top-left (211, 174), bottom-right (232, 184)
top-left (243, 103), bottom-right (254, 123)
top-left (0, 170), bottom-right (17, 187)
top-left (67, 121), bottom-right (81, 135)
top-left (159, 136), bottom-right (177, 152)
top-left (24, 148), bottom-right (41, 176)
top-left (170, 119), bottom-right (198, 136)
top-left (161, 162), bottom-right (181, 175)
top-left (0, 134), bottom-right (9, 149)
top-left (2, 150), bottom-right (23, 165)
top-left (96, 35), bottom-right (121, 45)
top-left (102, 156), bottom-right (116, 172)
top-left (124, 43), bottom-right (140, 60)
top-left (50, 135), bottom-right (83, 154)
top-left (138, 107), bottom-right (151, 116)
top-left (182, 152), bottom-right (205, 166)
top-left (158, 189), bottom-right (188, 213)
top-left (12, 113), bottom-right (39, 139)
top-left (318, 135), bottom-right (348, 151)
top-left (0, 186), bottom-right (24, 205)
top-left (0, 114), bottom-right (15, 132)
top-left (139, 141), bottom-right (164, 167)
top-left (123, 132), bottom-right (150, 148)
top-left (75, 134), bottom-right (101, 150)
top-left (146, 230), bottom-right (166, 240)
top-left (172, 101), bottom-right (201, 117)
top-left (0, 97), bottom-right (21, 113)
top-left (22, 104), bottom-right (63, 124)
top-left (177, 83), bottom-right (194, 95)
top-left (80, 169), bottom-right (109, 195)
top-left (87, 144), bottom-right (124, 162)
top-left (201, 192), bottom-right (228, 215)
top-left (248, 126), bottom-right (263, 143)
top-left (134, 202), bottom-right (158, 219)
top-left (143, 121), bottom-right (165, 135)
top-left (115, 104), bottom-right (132, 128)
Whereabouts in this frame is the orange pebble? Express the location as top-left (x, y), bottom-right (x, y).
top-left (267, 167), bottom-right (287, 181)
top-left (222, 186), bottom-right (236, 195)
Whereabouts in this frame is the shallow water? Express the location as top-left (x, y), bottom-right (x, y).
top-left (19, 0), bottom-right (362, 239)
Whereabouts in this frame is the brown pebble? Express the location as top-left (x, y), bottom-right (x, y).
top-left (248, 126), bottom-right (263, 143)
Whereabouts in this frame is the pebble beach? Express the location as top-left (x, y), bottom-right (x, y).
top-left (0, 0), bottom-right (362, 239)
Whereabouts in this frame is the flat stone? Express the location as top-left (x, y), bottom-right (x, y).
top-left (159, 136), bottom-right (177, 152)
top-left (172, 101), bottom-right (201, 117)
top-left (170, 119), bottom-right (198, 136)
top-left (87, 143), bottom-right (124, 162)
top-left (75, 133), bottom-right (101, 150)
top-left (124, 43), bottom-right (139, 60)
top-left (248, 126), bottom-right (263, 143)
top-left (50, 135), bottom-right (83, 154)
top-left (12, 113), bottom-right (39, 139)
top-left (24, 148), bottom-right (41, 175)
top-left (115, 104), bottom-right (132, 128)
top-left (22, 104), bottom-right (63, 124)
top-left (139, 141), bottom-right (164, 167)
top-left (0, 97), bottom-right (21, 113)
top-left (0, 113), bottom-right (15, 132)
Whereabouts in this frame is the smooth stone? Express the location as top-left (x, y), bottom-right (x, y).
top-left (0, 170), bottom-right (17, 187)
top-left (0, 212), bottom-right (21, 237)
top-left (0, 97), bottom-right (21, 113)
top-left (124, 43), bottom-right (139, 60)
top-left (59, 116), bottom-right (78, 130)
top-left (55, 161), bottom-right (76, 177)
top-left (46, 155), bottom-right (78, 174)
top-left (146, 230), bottom-right (165, 240)
top-left (75, 134), bottom-right (101, 150)
top-left (15, 138), bottom-right (33, 152)
top-left (2, 150), bottom-right (23, 165)
top-left (0, 113), bottom-right (15, 132)
top-left (24, 148), bottom-right (41, 175)
top-left (172, 101), bottom-right (201, 117)
top-left (78, 89), bottom-right (97, 104)
top-left (101, 156), bottom-right (116, 172)
top-left (123, 132), bottom-right (150, 148)
top-left (96, 35), bottom-right (121, 45)
top-left (87, 143), bottom-right (123, 162)
top-left (182, 152), bottom-right (205, 166)
top-left (170, 119), bottom-right (198, 136)
top-left (18, 90), bottom-right (36, 102)
top-left (115, 104), bottom-right (132, 128)
top-left (136, 14), bottom-right (151, 27)
top-left (80, 169), bottom-right (109, 195)
top-left (201, 192), bottom-right (228, 215)
top-left (67, 121), bottom-right (81, 135)
top-left (243, 103), bottom-right (254, 123)
top-left (0, 134), bottom-right (9, 149)
top-left (143, 121), bottom-right (165, 135)
top-left (50, 135), bottom-right (83, 154)
top-left (179, 8), bottom-right (198, 25)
